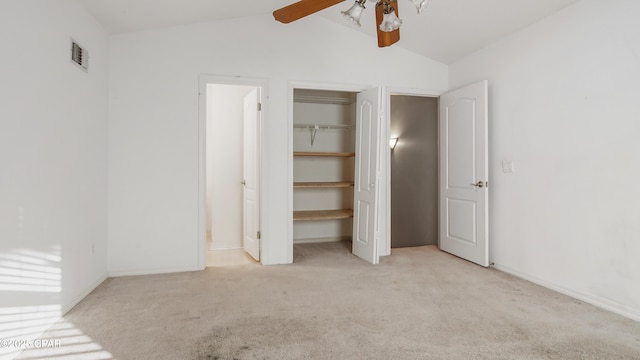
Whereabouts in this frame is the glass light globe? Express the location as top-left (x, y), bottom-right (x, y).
top-left (341, 1), bottom-right (366, 27)
top-left (379, 11), bottom-right (402, 32)
top-left (409, 0), bottom-right (428, 14)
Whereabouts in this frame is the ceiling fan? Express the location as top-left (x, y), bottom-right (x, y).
top-left (273, 0), bottom-right (430, 48)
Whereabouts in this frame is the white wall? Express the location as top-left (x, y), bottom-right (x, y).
top-left (450, 0), bottom-right (640, 321)
top-left (0, 0), bottom-right (109, 354)
top-left (207, 84), bottom-right (255, 250)
top-left (107, 14), bottom-right (447, 272)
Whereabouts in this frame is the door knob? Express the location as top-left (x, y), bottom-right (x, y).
top-left (241, 180), bottom-right (247, 186)
top-left (471, 181), bottom-right (484, 188)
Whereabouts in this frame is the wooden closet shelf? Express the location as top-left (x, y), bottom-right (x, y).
top-left (293, 209), bottom-right (354, 221)
top-left (294, 152), bottom-right (355, 157)
top-left (294, 182), bottom-right (354, 188)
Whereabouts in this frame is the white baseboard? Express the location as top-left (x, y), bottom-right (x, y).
top-left (293, 236), bottom-right (351, 244)
top-left (493, 263), bottom-right (640, 323)
top-left (63, 272), bottom-right (108, 315)
top-left (108, 265), bottom-right (201, 277)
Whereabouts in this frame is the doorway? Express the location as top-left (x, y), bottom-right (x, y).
top-left (201, 80), bottom-right (263, 267)
top-left (385, 81), bottom-right (489, 266)
top-left (389, 95), bottom-right (439, 248)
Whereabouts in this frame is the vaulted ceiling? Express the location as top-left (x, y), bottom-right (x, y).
top-left (79, 0), bottom-right (580, 64)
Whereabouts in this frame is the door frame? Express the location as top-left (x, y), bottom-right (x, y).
top-left (382, 87), bottom-right (443, 256)
top-left (198, 74), bottom-right (268, 268)
top-left (286, 81), bottom-right (371, 264)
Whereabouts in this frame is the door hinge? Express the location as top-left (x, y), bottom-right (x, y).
top-left (257, 103), bottom-right (262, 111)
top-left (257, 231), bottom-right (261, 240)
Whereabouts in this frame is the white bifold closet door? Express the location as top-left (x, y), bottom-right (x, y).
top-left (352, 88), bottom-right (381, 265)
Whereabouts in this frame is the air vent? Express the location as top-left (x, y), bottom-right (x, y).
top-left (70, 40), bottom-right (88, 71)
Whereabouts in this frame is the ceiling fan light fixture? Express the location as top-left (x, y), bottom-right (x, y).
top-left (341, 0), bottom-right (367, 27)
top-left (379, 1), bottom-right (402, 32)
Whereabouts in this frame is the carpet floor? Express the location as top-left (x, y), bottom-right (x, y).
top-left (17, 242), bottom-right (640, 360)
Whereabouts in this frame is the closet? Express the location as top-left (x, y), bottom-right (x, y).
top-left (292, 89), bottom-right (357, 244)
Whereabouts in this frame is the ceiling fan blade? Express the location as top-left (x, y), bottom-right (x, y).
top-left (375, 1), bottom-right (400, 48)
top-left (274, 0), bottom-right (345, 24)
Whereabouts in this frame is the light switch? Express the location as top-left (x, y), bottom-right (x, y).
top-left (502, 160), bottom-right (514, 173)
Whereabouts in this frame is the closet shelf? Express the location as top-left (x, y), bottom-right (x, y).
top-left (294, 182), bottom-right (354, 189)
top-left (293, 209), bottom-right (354, 221)
top-left (294, 152), bottom-right (355, 157)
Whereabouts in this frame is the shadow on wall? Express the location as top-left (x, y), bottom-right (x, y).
top-left (0, 247), bottom-right (113, 360)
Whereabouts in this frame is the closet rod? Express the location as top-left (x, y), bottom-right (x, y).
top-left (293, 124), bottom-right (352, 130)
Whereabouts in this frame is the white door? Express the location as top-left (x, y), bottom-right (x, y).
top-left (243, 88), bottom-right (261, 261)
top-left (439, 81), bottom-right (489, 267)
top-left (353, 88), bottom-right (381, 264)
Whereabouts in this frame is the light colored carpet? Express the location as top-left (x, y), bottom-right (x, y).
top-left (18, 243), bottom-right (640, 360)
